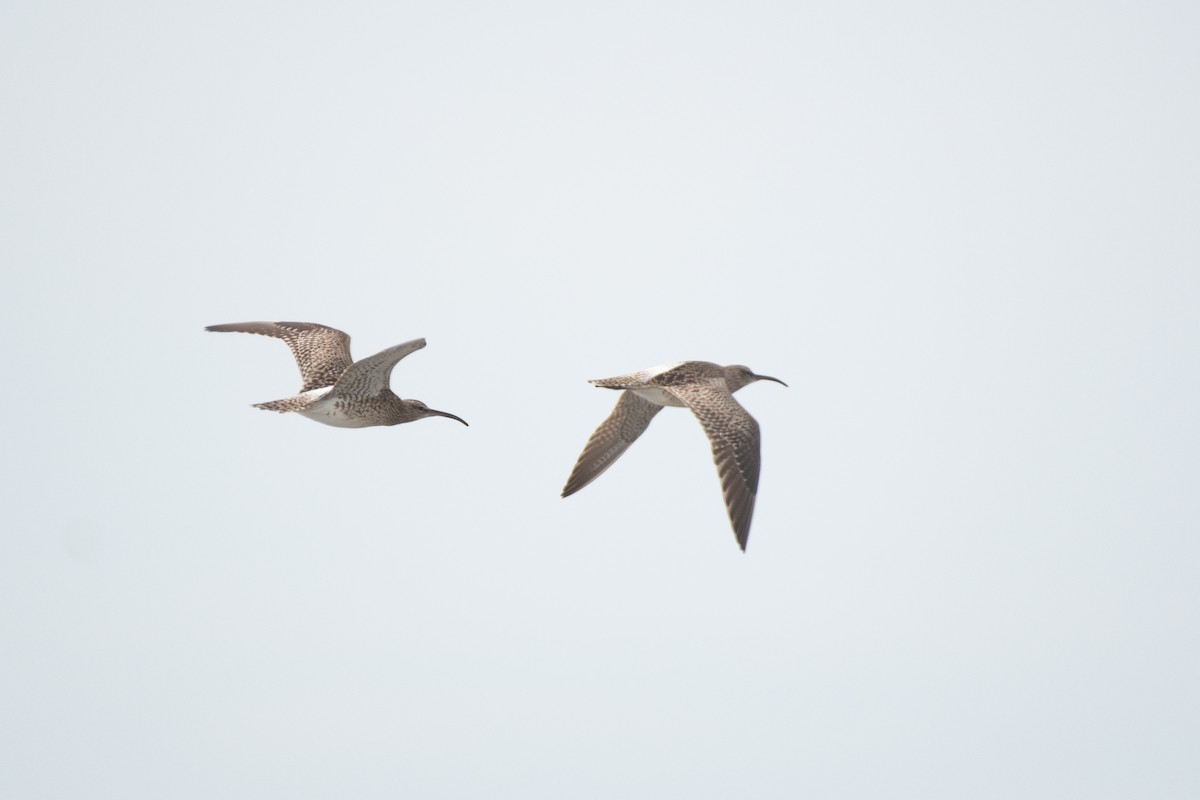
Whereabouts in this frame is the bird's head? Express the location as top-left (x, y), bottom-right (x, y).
top-left (723, 365), bottom-right (788, 393)
top-left (402, 399), bottom-right (469, 426)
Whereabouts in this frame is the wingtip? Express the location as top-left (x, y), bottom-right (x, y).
top-left (733, 526), bottom-right (749, 551)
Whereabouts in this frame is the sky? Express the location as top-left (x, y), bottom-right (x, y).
top-left (2, 1), bottom-right (1198, 797)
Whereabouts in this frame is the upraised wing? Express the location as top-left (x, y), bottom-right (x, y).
top-left (328, 338), bottom-right (427, 399)
top-left (205, 321), bottom-right (354, 392)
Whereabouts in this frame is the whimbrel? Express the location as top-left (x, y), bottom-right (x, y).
top-left (562, 361), bottom-right (785, 551)
top-left (206, 321), bottom-right (467, 428)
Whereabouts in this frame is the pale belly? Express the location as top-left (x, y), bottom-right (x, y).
top-left (296, 393), bottom-right (379, 428)
top-left (298, 409), bottom-right (378, 428)
top-left (630, 386), bottom-right (687, 407)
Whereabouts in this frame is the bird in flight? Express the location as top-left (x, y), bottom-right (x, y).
top-left (206, 321), bottom-right (467, 428)
top-left (562, 361), bottom-right (785, 551)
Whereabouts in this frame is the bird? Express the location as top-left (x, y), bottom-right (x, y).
top-left (561, 361), bottom-right (786, 551)
top-left (205, 321), bottom-right (467, 428)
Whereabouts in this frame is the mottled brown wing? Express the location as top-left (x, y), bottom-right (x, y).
top-left (328, 338), bottom-right (426, 399)
top-left (666, 379), bottom-right (761, 551)
top-left (562, 391), bottom-right (663, 497)
top-left (205, 321), bottom-right (354, 392)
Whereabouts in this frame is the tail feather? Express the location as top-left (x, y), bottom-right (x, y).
top-left (252, 396), bottom-right (317, 414)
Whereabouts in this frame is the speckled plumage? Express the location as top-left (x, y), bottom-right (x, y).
top-left (562, 361), bottom-right (785, 551)
top-left (206, 321), bottom-right (467, 429)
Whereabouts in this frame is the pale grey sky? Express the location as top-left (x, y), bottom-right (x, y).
top-left (2, 1), bottom-right (1198, 797)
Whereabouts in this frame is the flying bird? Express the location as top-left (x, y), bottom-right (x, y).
top-left (562, 361), bottom-right (786, 551)
top-left (206, 321), bottom-right (467, 428)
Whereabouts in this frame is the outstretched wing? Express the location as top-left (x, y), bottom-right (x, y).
top-left (666, 379), bottom-right (762, 551)
top-left (328, 338), bottom-right (427, 399)
top-left (205, 321), bottom-right (353, 392)
top-left (562, 391), bottom-right (663, 497)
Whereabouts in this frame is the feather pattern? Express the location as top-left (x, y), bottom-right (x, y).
top-left (562, 392), bottom-right (664, 497)
top-left (204, 321), bottom-right (353, 393)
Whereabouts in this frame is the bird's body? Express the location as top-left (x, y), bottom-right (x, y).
top-left (273, 386), bottom-right (440, 428)
top-left (206, 321), bottom-right (467, 428)
top-left (562, 361), bottom-right (785, 551)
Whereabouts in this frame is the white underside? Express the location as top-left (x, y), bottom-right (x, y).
top-left (299, 410), bottom-right (377, 428)
top-left (294, 389), bottom-right (377, 428)
top-left (631, 386), bottom-right (687, 407)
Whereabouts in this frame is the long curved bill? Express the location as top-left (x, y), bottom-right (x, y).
top-left (431, 409), bottom-right (469, 426)
top-left (754, 374), bottom-right (788, 387)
